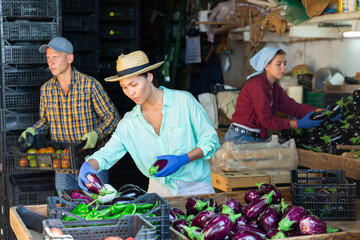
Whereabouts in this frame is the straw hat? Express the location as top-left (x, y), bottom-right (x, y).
top-left (105, 50), bottom-right (164, 82)
top-left (292, 64), bottom-right (313, 76)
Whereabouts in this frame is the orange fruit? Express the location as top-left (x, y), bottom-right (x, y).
top-left (37, 148), bottom-right (47, 154)
top-left (46, 147), bottom-right (55, 153)
top-left (61, 159), bottom-right (70, 169)
top-left (19, 157), bottom-right (28, 167)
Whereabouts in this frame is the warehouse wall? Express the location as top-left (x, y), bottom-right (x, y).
top-left (222, 37), bottom-right (360, 88)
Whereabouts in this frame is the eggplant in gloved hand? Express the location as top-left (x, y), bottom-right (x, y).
top-left (83, 173), bottom-right (114, 196)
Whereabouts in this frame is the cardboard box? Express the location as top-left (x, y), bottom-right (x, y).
top-left (323, 83), bottom-right (360, 93)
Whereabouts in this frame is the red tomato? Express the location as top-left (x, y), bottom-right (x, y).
top-left (50, 227), bottom-right (64, 236)
top-left (125, 238), bottom-right (135, 240)
top-left (103, 237), bottom-right (122, 240)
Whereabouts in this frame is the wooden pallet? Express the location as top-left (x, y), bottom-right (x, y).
top-left (211, 170), bottom-right (290, 192)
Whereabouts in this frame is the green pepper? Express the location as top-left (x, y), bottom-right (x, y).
top-left (110, 203), bottom-right (153, 215)
top-left (104, 204), bottom-right (137, 219)
top-left (71, 199), bottom-right (97, 215)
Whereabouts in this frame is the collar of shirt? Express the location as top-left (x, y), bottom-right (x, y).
top-left (49, 67), bottom-right (80, 88)
top-left (131, 86), bottom-right (173, 116)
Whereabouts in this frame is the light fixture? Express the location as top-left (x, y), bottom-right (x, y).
top-left (343, 31), bottom-right (360, 38)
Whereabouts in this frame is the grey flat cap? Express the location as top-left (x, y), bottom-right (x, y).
top-left (39, 37), bottom-right (73, 54)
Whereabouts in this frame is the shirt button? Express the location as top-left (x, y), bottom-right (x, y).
top-left (64, 116), bottom-right (67, 119)
top-left (63, 104), bottom-right (66, 107)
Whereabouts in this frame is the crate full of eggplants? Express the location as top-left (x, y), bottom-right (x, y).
top-left (278, 89), bottom-right (360, 155)
top-left (170, 183), bottom-right (341, 239)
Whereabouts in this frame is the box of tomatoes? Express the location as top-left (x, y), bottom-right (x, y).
top-left (14, 138), bottom-right (97, 173)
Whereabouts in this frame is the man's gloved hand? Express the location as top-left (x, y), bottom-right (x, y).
top-left (325, 105), bottom-right (342, 122)
top-left (18, 127), bottom-right (36, 143)
top-left (297, 111), bottom-right (323, 129)
top-left (81, 131), bottom-right (98, 149)
top-left (154, 154), bottom-right (190, 177)
top-left (78, 162), bottom-right (98, 192)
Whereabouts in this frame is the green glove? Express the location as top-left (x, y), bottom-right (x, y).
top-left (18, 127), bottom-right (36, 143)
top-left (81, 131), bottom-right (98, 149)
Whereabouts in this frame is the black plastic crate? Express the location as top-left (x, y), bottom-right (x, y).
top-left (47, 193), bottom-right (170, 240)
top-left (64, 33), bottom-right (99, 52)
top-left (13, 140), bottom-right (97, 172)
top-left (1, 109), bottom-right (39, 131)
top-left (61, 0), bottom-right (95, 13)
top-left (2, 20), bottom-right (59, 40)
top-left (100, 41), bottom-right (137, 58)
top-left (0, 0), bottom-right (59, 18)
top-left (100, 23), bottom-right (138, 39)
top-left (3, 90), bottom-right (40, 109)
top-left (3, 43), bottom-right (47, 64)
top-left (0, 131), bottom-right (19, 154)
top-left (0, 153), bottom-right (37, 174)
top-left (8, 172), bottom-right (55, 206)
top-left (72, 53), bottom-right (99, 74)
top-left (62, 15), bottom-right (98, 32)
top-left (291, 169), bottom-right (356, 220)
top-left (3, 67), bottom-right (51, 87)
top-left (99, 5), bottom-right (138, 21)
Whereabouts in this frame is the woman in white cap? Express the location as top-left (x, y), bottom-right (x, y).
top-left (78, 50), bottom-right (220, 196)
top-left (225, 47), bottom-right (325, 142)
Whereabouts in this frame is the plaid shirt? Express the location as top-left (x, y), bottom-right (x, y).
top-left (33, 68), bottom-right (119, 143)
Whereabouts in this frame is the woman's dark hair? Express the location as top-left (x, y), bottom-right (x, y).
top-left (268, 49), bottom-right (286, 65)
top-left (139, 71), bottom-right (159, 88)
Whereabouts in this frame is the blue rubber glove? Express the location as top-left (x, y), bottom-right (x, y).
top-left (297, 111), bottom-right (323, 129)
top-left (154, 154), bottom-right (190, 177)
top-left (325, 105), bottom-right (342, 122)
top-left (78, 162), bottom-right (99, 192)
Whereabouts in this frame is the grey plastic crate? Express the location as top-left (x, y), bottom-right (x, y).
top-left (43, 215), bottom-right (156, 240)
top-left (3, 20), bottom-right (59, 40)
top-left (100, 23), bottom-right (138, 39)
top-left (62, 15), bottom-right (98, 32)
top-left (3, 67), bottom-right (51, 87)
top-left (3, 44), bottom-right (46, 64)
top-left (61, 0), bottom-right (95, 13)
top-left (4, 90), bottom-right (40, 109)
top-left (1, 109), bottom-right (39, 131)
top-left (100, 41), bottom-right (137, 57)
top-left (0, 0), bottom-right (59, 18)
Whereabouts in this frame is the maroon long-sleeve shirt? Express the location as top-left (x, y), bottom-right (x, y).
top-left (232, 73), bottom-right (317, 139)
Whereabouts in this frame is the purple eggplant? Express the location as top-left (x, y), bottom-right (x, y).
top-left (191, 210), bottom-right (216, 229)
top-left (247, 219), bottom-right (261, 229)
top-left (284, 227), bottom-right (300, 237)
top-left (232, 230), bottom-right (265, 240)
top-left (172, 218), bottom-right (189, 235)
top-left (241, 205), bottom-right (248, 215)
top-left (266, 229), bottom-right (286, 239)
top-left (256, 183), bottom-right (282, 204)
top-left (183, 226), bottom-right (202, 240)
top-left (278, 206), bottom-right (307, 232)
top-left (243, 190), bottom-right (274, 219)
top-left (233, 226), bottom-right (266, 238)
top-left (259, 205), bottom-right (281, 231)
top-left (198, 215), bottom-right (232, 240)
top-left (69, 190), bottom-right (97, 206)
top-left (170, 209), bottom-right (178, 223)
top-left (119, 187), bottom-right (145, 198)
top-left (83, 173), bottom-right (113, 196)
top-left (186, 196), bottom-right (208, 215)
top-left (244, 190), bottom-right (262, 204)
top-left (203, 198), bottom-right (220, 213)
top-left (171, 207), bottom-right (186, 220)
top-left (299, 215), bottom-right (327, 235)
top-left (110, 196), bottom-right (135, 204)
top-left (232, 216), bottom-right (249, 232)
top-left (149, 159), bottom-right (167, 176)
top-left (224, 198), bottom-right (242, 214)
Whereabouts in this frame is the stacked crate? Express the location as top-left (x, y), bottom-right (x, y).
top-left (61, 0), bottom-right (100, 79)
top-left (0, 0), bottom-right (60, 239)
top-left (99, 0), bottom-right (140, 116)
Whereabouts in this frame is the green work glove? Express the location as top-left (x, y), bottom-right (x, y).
top-left (81, 131), bottom-right (98, 149)
top-left (18, 127), bottom-right (36, 143)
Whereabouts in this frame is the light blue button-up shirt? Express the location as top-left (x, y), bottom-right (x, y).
top-left (89, 86), bottom-right (220, 195)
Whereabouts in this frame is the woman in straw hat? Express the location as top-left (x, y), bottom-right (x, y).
top-left (225, 47), bottom-right (326, 143)
top-left (78, 50), bottom-right (220, 196)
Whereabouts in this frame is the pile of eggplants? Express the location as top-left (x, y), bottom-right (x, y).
top-left (278, 89), bottom-right (360, 155)
top-left (170, 183), bottom-right (341, 239)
